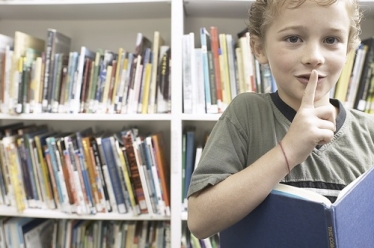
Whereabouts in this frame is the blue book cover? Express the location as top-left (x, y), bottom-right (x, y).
top-left (183, 128), bottom-right (196, 203)
top-left (220, 166), bottom-right (374, 248)
top-left (102, 136), bottom-right (127, 213)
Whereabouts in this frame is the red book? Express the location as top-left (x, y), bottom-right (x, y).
top-left (210, 26), bottom-right (223, 112)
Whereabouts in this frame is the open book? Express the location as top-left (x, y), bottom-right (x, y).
top-left (220, 166), bottom-right (374, 248)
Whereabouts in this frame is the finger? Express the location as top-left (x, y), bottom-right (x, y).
top-left (316, 129), bottom-right (335, 145)
top-left (314, 119), bottom-right (336, 132)
top-left (314, 105), bottom-right (336, 128)
top-left (301, 70), bottom-right (318, 108)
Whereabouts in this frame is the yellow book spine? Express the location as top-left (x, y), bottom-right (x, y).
top-left (116, 144), bottom-right (139, 215)
top-left (141, 63), bottom-right (153, 114)
top-left (219, 34), bottom-right (232, 104)
top-left (112, 48), bottom-right (124, 104)
top-left (8, 143), bottom-right (27, 212)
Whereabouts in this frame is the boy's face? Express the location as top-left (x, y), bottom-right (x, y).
top-left (254, 0), bottom-right (350, 110)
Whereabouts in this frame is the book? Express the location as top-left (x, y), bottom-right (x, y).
top-left (113, 133), bottom-right (140, 215)
top-left (345, 43), bottom-right (367, 109)
top-left (101, 135), bottom-right (128, 214)
top-left (334, 49), bottom-right (356, 101)
top-left (148, 31), bottom-right (164, 114)
top-left (156, 46), bottom-right (171, 114)
top-left (22, 218), bottom-right (54, 248)
top-left (0, 34), bottom-right (14, 109)
top-left (42, 29), bottom-right (71, 113)
top-left (183, 128), bottom-right (195, 211)
top-left (182, 33), bottom-right (195, 114)
top-left (220, 166), bottom-right (374, 248)
top-left (10, 31), bottom-right (45, 114)
top-left (122, 130), bottom-right (148, 214)
top-left (200, 27), bottom-right (213, 113)
top-left (151, 133), bottom-right (171, 216)
top-left (210, 26), bottom-right (223, 112)
top-left (354, 37), bottom-right (374, 111)
top-left (70, 46), bottom-right (95, 114)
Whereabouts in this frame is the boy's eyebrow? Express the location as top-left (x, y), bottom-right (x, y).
top-left (277, 25), bottom-right (347, 34)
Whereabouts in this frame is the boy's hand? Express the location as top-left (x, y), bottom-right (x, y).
top-left (283, 70), bottom-right (336, 169)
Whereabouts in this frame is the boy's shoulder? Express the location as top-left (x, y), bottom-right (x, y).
top-left (221, 92), bottom-right (275, 120)
top-left (230, 92), bottom-right (272, 106)
top-left (346, 108), bottom-right (374, 127)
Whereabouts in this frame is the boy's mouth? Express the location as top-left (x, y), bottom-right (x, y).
top-left (296, 74), bottom-right (325, 82)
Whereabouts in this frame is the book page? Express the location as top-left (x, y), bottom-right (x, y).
top-left (273, 183), bottom-right (332, 207)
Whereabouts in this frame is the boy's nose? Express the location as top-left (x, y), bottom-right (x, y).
top-left (301, 44), bottom-right (325, 66)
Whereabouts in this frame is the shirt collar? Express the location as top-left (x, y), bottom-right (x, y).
top-left (270, 91), bottom-right (346, 133)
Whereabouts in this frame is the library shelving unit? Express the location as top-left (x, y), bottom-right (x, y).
top-left (1, 0), bottom-right (374, 247)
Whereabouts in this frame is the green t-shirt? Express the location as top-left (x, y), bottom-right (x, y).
top-left (188, 92), bottom-right (374, 202)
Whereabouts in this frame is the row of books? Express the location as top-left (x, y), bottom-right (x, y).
top-left (0, 122), bottom-right (171, 217)
top-left (0, 217), bottom-right (171, 248)
top-left (182, 27), bottom-right (276, 115)
top-left (0, 29), bottom-right (171, 115)
top-left (332, 36), bottom-right (374, 113)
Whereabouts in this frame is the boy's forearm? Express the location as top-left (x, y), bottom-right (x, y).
top-left (187, 144), bottom-right (290, 239)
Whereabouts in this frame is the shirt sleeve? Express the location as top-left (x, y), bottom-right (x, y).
top-left (187, 106), bottom-right (249, 198)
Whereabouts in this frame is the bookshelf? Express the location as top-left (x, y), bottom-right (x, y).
top-left (0, 0), bottom-right (374, 247)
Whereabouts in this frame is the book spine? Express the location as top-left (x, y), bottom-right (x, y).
top-left (96, 137), bottom-right (118, 213)
top-left (34, 136), bottom-right (55, 209)
top-left (156, 47), bottom-right (171, 114)
top-left (110, 138), bottom-right (132, 213)
top-left (16, 138), bottom-right (35, 207)
top-left (151, 134), bottom-right (170, 216)
top-left (145, 136), bottom-right (165, 216)
top-left (324, 208), bottom-right (337, 248)
top-left (44, 149), bottom-right (61, 210)
top-left (73, 151), bottom-right (90, 214)
top-left (210, 26), bottom-right (223, 112)
top-left (88, 145), bottom-right (107, 212)
top-left (82, 137), bottom-right (103, 213)
top-left (42, 30), bottom-right (55, 112)
top-left (101, 137), bottom-right (127, 214)
top-left (90, 136), bottom-right (111, 212)
top-left (123, 132), bottom-right (148, 214)
top-left (118, 145), bottom-right (140, 215)
top-left (63, 143), bottom-right (87, 214)
top-left (46, 137), bottom-right (70, 213)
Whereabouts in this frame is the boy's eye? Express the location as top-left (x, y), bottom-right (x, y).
top-left (324, 37), bottom-right (339, 44)
top-left (286, 36), bottom-right (301, 43)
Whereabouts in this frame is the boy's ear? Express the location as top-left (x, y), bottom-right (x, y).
top-left (250, 35), bottom-right (268, 64)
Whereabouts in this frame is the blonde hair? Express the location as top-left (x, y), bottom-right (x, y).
top-left (248, 0), bottom-right (362, 51)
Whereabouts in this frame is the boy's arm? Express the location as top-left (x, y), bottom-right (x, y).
top-left (187, 143), bottom-right (289, 239)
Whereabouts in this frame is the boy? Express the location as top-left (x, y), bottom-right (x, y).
top-left (187, 0), bottom-right (374, 239)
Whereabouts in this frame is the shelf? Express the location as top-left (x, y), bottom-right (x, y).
top-left (182, 114), bottom-right (220, 122)
top-left (184, 0), bottom-right (374, 18)
top-left (0, 0), bottom-right (171, 20)
top-left (0, 206), bottom-right (171, 221)
top-left (0, 113), bottom-right (172, 121)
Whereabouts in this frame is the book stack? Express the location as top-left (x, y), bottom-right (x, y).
top-left (182, 27), bottom-right (277, 114)
top-left (0, 29), bottom-right (171, 115)
top-left (0, 122), bottom-right (171, 217)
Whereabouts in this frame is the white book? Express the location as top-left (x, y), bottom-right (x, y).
top-left (134, 137), bottom-right (154, 215)
top-left (146, 136), bottom-right (165, 216)
top-left (70, 46), bottom-right (95, 114)
top-left (194, 48), bottom-right (206, 114)
top-left (182, 33), bottom-right (195, 114)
